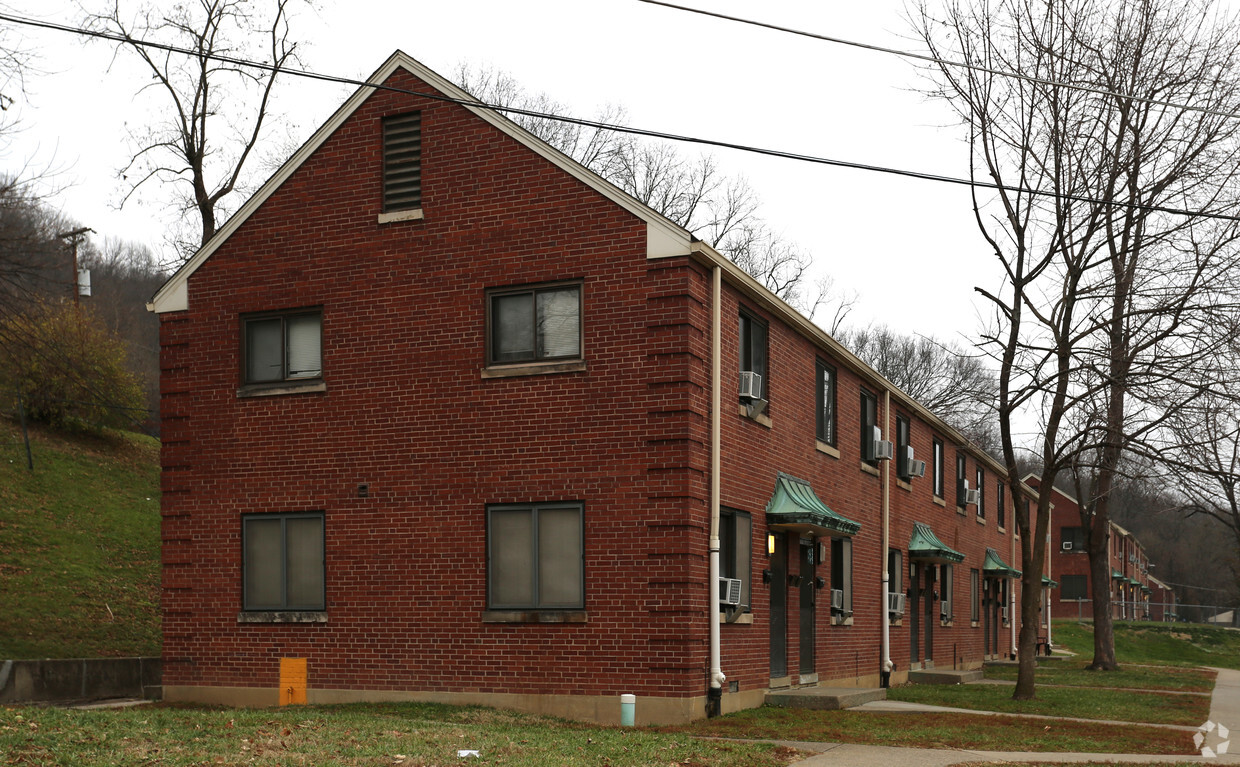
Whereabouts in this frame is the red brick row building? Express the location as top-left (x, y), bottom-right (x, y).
top-left (1041, 484), bottom-right (1176, 622)
top-left (148, 52), bottom-right (1040, 724)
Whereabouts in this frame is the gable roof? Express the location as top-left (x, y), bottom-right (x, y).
top-left (147, 50), bottom-right (698, 314)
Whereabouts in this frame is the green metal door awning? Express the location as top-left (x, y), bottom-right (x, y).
top-left (766, 472), bottom-right (861, 537)
top-left (1112, 569), bottom-right (1124, 580)
top-left (983, 547), bottom-right (1021, 578)
top-left (1042, 575), bottom-right (1058, 588)
top-left (908, 522), bottom-right (965, 563)
top-left (1140, 584), bottom-right (1151, 593)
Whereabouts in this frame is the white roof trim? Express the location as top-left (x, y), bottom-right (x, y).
top-left (148, 50), bottom-right (693, 313)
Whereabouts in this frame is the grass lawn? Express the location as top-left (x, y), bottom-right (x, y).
top-left (1053, 620), bottom-right (1240, 670)
top-left (0, 421), bottom-right (161, 658)
top-left (0, 702), bottom-right (798, 767)
top-left (885, 681), bottom-right (1208, 725)
top-left (666, 706), bottom-right (1193, 754)
top-left (984, 662), bottom-right (1216, 692)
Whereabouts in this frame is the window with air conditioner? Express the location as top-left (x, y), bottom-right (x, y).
top-left (940, 564), bottom-right (954, 622)
top-left (1060, 526), bottom-right (1086, 552)
top-left (831, 537), bottom-right (852, 619)
top-left (720, 508), bottom-right (751, 612)
top-left (739, 308), bottom-right (768, 404)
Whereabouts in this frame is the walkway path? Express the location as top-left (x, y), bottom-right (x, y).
top-left (784, 666), bottom-right (1240, 766)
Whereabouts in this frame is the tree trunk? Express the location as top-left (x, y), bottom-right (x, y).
top-left (1087, 506), bottom-right (1119, 670)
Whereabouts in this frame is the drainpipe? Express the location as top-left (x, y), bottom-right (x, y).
top-left (1010, 520), bottom-right (1018, 659)
top-left (708, 265), bottom-right (724, 716)
top-left (1045, 519), bottom-right (1053, 650)
top-left (880, 388), bottom-right (893, 687)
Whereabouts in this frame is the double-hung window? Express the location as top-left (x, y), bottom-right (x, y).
top-left (720, 509), bottom-right (752, 611)
top-left (739, 309), bottom-right (768, 401)
top-left (815, 359), bottom-right (837, 446)
top-left (887, 549), bottom-right (903, 616)
top-left (996, 479), bottom-right (1006, 528)
top-left (243, 309), bottom-right (322, 384)
top-left (970, 568), bottom-right (980, 622)
top-left (975, 468), bottom-right (986, 518)
top-left (243, 512), bottom-right (325, 611)
top-left (1062, 574), bottom-right (1088, 600)
top-left (956, 452), bottom-right (968, 509)
top-left (896, 414), bottom-right (912, 479)
top-left (831, 537), bottom-right (853, 618)
top-left (941, 564), bottom-right (954, 622)
top-left (860, 389), bottom-right (878, 465)
top-left (487, 503), bottom-right (584, 610)
top-left (932, 437), bottom-right (945, 498)
top-left (488, 283), bottom-right (582, 365)
top-left (1061, 526), bottom-right (1086, 551)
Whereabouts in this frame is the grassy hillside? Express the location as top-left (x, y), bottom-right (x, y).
top-left (0, 418), bottom-right (160, 658)
top-left (1053, 619), bottom-right (1240, 669)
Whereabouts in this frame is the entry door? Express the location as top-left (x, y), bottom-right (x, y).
top-left (923, 565), bottom-right (936, 663)
top-left (909, 562), bottom-right (920, 664)
top-left (769, 534), bottom-right (788, 678)
top-left (799, 540), bottom-right (815, 675)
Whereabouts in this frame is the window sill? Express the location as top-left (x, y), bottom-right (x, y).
top-left (481, 610), bottom-right (588, 623)
top-left (377, 208), bottom-right (424, 224)
top-left (896, 478), bottom-right (912, 492)
top-left (860, 462), bottom-right (880, 477)
top-left (238, 380), bottom-right (327, 398)
top-left (890, 618), bottom-right (904, 627)
top-left (816, 441), bottom-right (840, 459)
top-left (971, 620), bottom-right (980, 628)
top-left (481, 360), bottom-right (587, 379)
top-left (830, 615), bottom-right (854, 626)
top-left (719, 612), bottom-right (754, 624)
top-left (940, 618), bottom-right (955, 627)
top-left (956, 506), bottom-right (967, 516)
top-left (976, 515), bottom-right (987, 526)
top-left (238, 611), bottom-right (327, 623)
top-left (933, 496), bottom-right (947, 507)
top-left (737, 403), bottom-right (772, 428)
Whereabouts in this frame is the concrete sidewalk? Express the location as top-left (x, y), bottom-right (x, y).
top-left (785, 666), bottom-right (1240, 766)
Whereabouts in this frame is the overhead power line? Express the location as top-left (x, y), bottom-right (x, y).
top-left (636, 0), bottom-right (1240, 123)
top-left (2, 12), bottom-right (1240, 222)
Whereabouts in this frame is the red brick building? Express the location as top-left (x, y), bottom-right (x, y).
top-left (148, 52), bottom-right (1035, 723)
top-left (1040, 483), bottom-right (1169, 621)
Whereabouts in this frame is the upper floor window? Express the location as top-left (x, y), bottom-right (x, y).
top-left (487, 502), bottom-right (583, 610)
top-left (739, 309), bottom-right (768, 401)
top-left (243, 512), bottom-right (325, 612)
top-left (955, 451), bottom-right (968, 509)
top-left (975, 467), bottom-right (986, 518)
top-left (383, 112), bottom-right (422, 212)
top-left (932, 437), bottom-right (945, 497)
top-left (488, 283), bottom-right (582, 365)
top-left (243, 309), bottom-right (322, 384)
top-left (816, 359), bottom-right (837, 445)
top-left (861, 389), bottom-right (878, 464)
top-left (1061, 526), bottom-right (1086, 552)
top-left (896, 414), bottom-right (912, 479)
top-left (996, 479), bottom-right (1006, 528)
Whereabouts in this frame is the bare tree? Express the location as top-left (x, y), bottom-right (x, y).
top-left (454, 65), bottom-right (855, 325)
top-left (840, 325), bottom-right (998, 452)
top-left (916, 0), bottom-right (1240, 697)
top-left (84, 0), bottom-right (307, 259)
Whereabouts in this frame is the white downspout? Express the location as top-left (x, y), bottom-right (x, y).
top-left (1045, 518), bottom-right (1053, 650)
top-left (1010, 518), bottom-right (1018, 659)
top-left (880, 389), bottom-right (893, 683)
top-left (708, 265), bottom-right (725, 705)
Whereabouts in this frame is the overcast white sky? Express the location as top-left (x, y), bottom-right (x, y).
top-left (2, 0), bottom-right (995, 342)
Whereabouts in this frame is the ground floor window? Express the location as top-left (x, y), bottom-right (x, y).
top-left (243, 512), bottom-right (325, 611)
top-left (1061, 574), bottom-right (1088, 600)
top-left (970, 568), bottom-right (980, 622)
top-left (487, 502), bottom-right (584, 610)
top-left (831, 537), bottom-right (853, 616)
top-left (720, 508), bottom-right (752, 611)
top-left (941, 564), bottom-right (954, 621)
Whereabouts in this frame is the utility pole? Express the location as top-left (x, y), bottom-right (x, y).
top-left (56, 226), bottom-right (94, 306)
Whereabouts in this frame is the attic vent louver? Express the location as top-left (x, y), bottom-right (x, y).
top-left (383, 112), bottom-right (422, 212)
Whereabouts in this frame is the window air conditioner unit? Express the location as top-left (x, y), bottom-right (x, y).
top-left (940, 599), bottom-right (950, 619)
top-left (1129, 554), bottom-right (1136, 563)
top-left (719, 577), bottom-right (743, 607)
top-left (1062, 541), bottom-right (1073, 551)
top-left (908, 459), bottom-right (927, 479)
top-left (831, 588), bottom-right (845, 612)
top-left (1000, 606), bottom-right (1009, 622)
top-left (964, 488), bottom-right (981, 506)
top-left (887, 591), bottom-right (906, 616)
top-left (872, 426), bottom-right (894, 461)
top-left (738, 371), bottom-right (762, 400)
